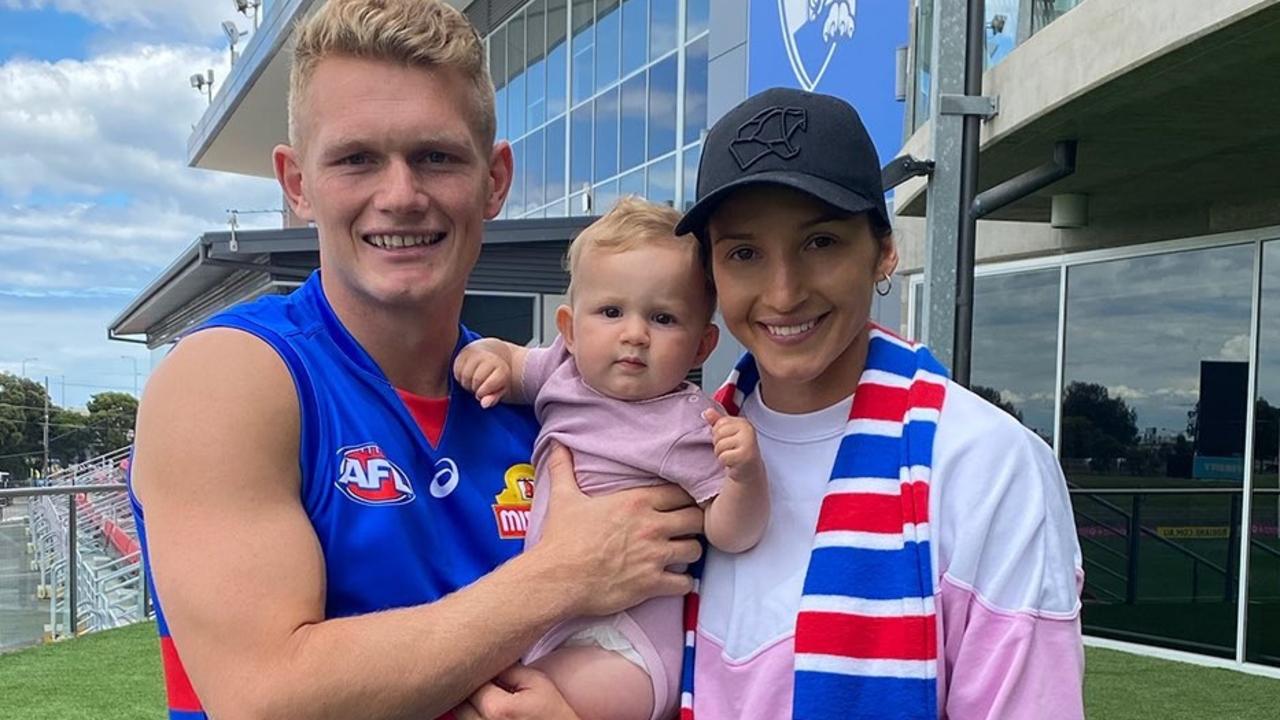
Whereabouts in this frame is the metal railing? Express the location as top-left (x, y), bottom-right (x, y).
top-left (2, 447), bottom-right (150, 644)
top-left (1069, 486), bottom-right (1280, 606)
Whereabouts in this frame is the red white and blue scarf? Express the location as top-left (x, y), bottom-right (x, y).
top-left (680, 325), bottom-right (948, 720)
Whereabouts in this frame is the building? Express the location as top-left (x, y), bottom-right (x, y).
top-left (108, 0), bottom-right (905, 370)
top-left (109, 0), bottom-right (1280, 677)
top-left (894, 0), bottom-right (1280, 676)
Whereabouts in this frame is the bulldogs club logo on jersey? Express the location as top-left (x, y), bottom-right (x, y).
top-left (493, 463), bottom-right (535, 540)
top-left (336, 443), bottom-right (415, 506)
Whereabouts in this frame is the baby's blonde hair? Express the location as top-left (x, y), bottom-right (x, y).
top-left (566, 197), bottom-right (716, 318)
top-left (289, 0), bottom-right (495, 148)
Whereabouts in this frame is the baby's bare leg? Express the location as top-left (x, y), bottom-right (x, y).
top-left (529, 645), bottom-right (655, 720)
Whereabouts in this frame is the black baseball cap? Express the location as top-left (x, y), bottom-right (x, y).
top-left (675, 87), bottom-right (889, 239)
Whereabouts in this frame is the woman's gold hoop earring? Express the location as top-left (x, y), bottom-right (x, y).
top-left (875, 274), bottom-right (893, 297)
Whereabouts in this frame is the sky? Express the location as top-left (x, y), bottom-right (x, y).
top-left (0, 1), bottom-right (280, 408)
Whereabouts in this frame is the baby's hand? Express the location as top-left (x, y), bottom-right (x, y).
top-left (453, 345), bottom-right (512, 408)
top-left (703, 408), bottom-right (766, 485)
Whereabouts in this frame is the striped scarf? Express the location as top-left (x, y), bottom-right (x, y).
top-left (680, 325), bottom-right (948, 720)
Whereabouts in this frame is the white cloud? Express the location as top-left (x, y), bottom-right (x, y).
top-left (0, 34), bottom-right (279, 407)
top-left (3, 0), bottom-right (244, 43)
top-left (1109, 385), bottom-right (1148, 401)
top-left (1217, 333), bottom-right (1250, 362)
top-left (0, 44), bottom-right (280, 291)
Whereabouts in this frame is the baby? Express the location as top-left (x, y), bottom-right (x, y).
top-left (454, 197), bottom-right (770, 720)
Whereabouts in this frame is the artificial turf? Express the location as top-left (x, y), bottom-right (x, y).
top-left (1, 623), bottom-right (1279, 718)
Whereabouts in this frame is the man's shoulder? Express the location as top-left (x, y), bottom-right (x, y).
top-left (149, 329), bottom-right (298, 431)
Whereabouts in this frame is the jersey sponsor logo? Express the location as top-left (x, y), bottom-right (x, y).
top-left (335, 443), bottom-right (415, 506)
top-left (493, 463), bottom-right (535, 540)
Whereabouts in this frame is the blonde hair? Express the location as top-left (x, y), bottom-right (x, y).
top-left (566, 196), bottom-right (716, 317)
top-left (289, 0), bottom-right (495, 147)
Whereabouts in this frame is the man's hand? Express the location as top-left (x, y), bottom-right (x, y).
top-left (454, 344), bottom-right (513, 408)
top-left (704, 409), bottom-right (766, 485)
top-left (453, 666), bottom-right (580, 720)
top-left (529, 444), bottom-right (704, 618)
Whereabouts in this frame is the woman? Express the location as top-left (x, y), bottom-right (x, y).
top-left (673, 88), bottom-right (1084, 720)
top-left (459, 88), bottom-right (1084, 720)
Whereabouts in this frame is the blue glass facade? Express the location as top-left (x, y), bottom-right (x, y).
top-left (488, 0), bottom-right (709, 218)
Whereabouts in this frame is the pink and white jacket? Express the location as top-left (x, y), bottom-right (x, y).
top-left (692, 381), bottom-right (1085, 719)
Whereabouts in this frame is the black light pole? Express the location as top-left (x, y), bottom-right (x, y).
top-left (953, 0), bottom-right (986, 387)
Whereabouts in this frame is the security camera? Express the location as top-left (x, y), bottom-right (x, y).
top-left (190, 73), bottom-right (205, 89)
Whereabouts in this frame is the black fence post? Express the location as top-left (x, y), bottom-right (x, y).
top-left (1125, 494), bottom-right (1143, 605)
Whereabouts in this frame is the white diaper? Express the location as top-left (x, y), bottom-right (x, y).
top-left (562, 621), bottom-right (649, 671)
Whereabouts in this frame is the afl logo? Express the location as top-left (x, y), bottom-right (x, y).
top-left (336, 444), bottom-right (415, 506)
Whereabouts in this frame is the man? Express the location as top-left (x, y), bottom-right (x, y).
top-left (130, 2), bottom-right (702, 718)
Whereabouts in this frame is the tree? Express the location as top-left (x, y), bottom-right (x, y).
top-left (0, 372), bottom-right (53, 481)
top-left (48, 408), bottom-right (91, 467)
top-left (1061, 381), bottom-right (1138, 471)
top-left (1255, 397), bottom-right (1279, 465)
top-left (86, 392), bottom-right (139, 454)
top-left (971, 384), bottom-right (1023, 423)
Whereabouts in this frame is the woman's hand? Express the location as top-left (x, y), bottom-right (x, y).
top-left (452, 665), bottom-right (581, 720)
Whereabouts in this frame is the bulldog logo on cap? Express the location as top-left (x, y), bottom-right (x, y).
top-left (729, 106), bottom-right (808, 170)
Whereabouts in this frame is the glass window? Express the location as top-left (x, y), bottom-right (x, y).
top-left (569, 190), bottom-right (587, 215)
top-left (1248, 239), bottom-right (1280, 668)
top-left (681, 143), bottom-right (700, 211)
top-left (684, 35), bottom-right (709, 146)
top-left (528, 62), bottom-right (547, 132)
top-left (620, 73), bottom-right (647, 174)
top-left (545, 116), bottom-right (566, 205)
top-left (984, 0), bottom-right (1017, 70)
top-left (1064, 244), bottom-right (1254, 659)
top-left (647, 56), bottom-right (677, 160)
top-left (913, 0), bottom-right (934, 132)
top-left (650, 0), bottom-right (678, 60)
top-left (508, 12), bottom-right (527, 138)
top-left (618, 166), bottom-right (645, 198)
top-left (570, 104), bottom-right (593, 195)
top-left (462, 294), bottom-right (536, 346)
top-left (491, 27), bottom-right (508, 140)
top-left (593, 178), bottom-right (619, 214)
top-left (687, 0), bottom-right (708, 39)
top-left (596, 0), bottom-right (620, 91)
top-left (495, 86), bottom-right (509, 142)
top-left (526, 128), bottom-right (545, 209)
top-left (647, 154), bottom-right (675, 207)
top-left (526, 1), bottom-right (547, 129)
top-left (594, 87), bottom-right (619, 182)
top-left (547, 0), bottom-right (568, 118)
top-left (572, 0), bottom-right (594, 104)
top-left (509, 138), bottom-right (526, 217)
top-left (509, 73), bottom-right (527, 140)
top-left (970, 269), bottom-right (1060, 445)
top-left (622, 0), bottom-right (647, 76)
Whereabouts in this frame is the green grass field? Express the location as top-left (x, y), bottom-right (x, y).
top-left (0, 623), bottom-right (1278, 718)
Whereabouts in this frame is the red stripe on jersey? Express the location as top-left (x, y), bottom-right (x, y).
top-left (160, 636), bottom-right (203, 713)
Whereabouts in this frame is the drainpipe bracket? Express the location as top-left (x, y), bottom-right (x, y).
top-left (939, 94), bottom-right (999, 120)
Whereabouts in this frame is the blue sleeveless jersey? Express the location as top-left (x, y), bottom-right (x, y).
top-left (130, 272), bottom-right (539, 719)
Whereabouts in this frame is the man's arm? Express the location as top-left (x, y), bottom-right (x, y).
top-left (134, 329), bottom-right (703, 720)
